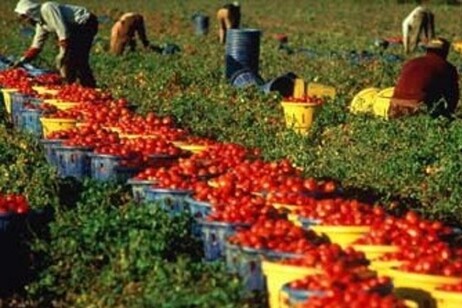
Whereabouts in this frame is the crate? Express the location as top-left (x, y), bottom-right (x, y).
top-left (55, 145), bottom-right (93, 179)
top-left (20, 108), bottom-right (43, 136)
top-left (40, 139), bottom-right (64, 166)
top-left (89, 154), bottom-right (136, 182)
top-left (127, 179), bottom-right (156, 203)
top-left (144, 187), bottom-right (192, 215)
top-left (184, 197), bottom-right (212, 237)
top-left (225, 244), bottom-right (303, 293)
top-left (198, 220), bottom-right (250, 262)
top-left (40, 117), bottom-right (77, 138)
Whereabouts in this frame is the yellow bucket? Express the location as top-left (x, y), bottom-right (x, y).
top-left (262, 260), bottom-right (321, 308)
top-left (453, 41), bottom-right (462, 53)
top-left (44, 99), bottom-right (80, 111)
top-left (388, 269), bottom-right (462, 293)
top-left (40, 117), bottom-right (77, 138)
top-left (103, 126), bottom-right (122, 133)
top-left (272, 203), bottom-right (301, 214)
top-left (350, 87), bottom-right (380, 114)
top-left (173, 142), bottom-right (208, 154)
top-left (369, 260), bottom-right (403, 276)
top-left (433, 289), bottom-right (462, 308)
top-left (372, 87), bottom-right (394, 119)
top-left (120, 133), bottom-right (158, 139)
top-left (32, 86), bottom-right (59, 96)
top-left (281, 101), bottom-right (320, 134)
top-left (1, 88), bottom-right (19, 115)
top-left (310, 225), bottom-right (370, 248)
top-left (307, 82), bottom-right (336, 99)
top-left (352, 245), bottom-right (399, 261)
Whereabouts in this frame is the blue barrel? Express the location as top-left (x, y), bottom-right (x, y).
top-left (260, 72), bottom-right (297, 97)
top-left (40, 139), bottom-right (64, 166)
top-left (55, 146), bottom-right (93, 179)
top-left (192, 13), bottom-right (209, 36)
top-left (230, 68), bottom-right (264, 89)
top-left (225, 29), bottom-right (261, 79)
top-left (20, 108), bottom-right (43, 136)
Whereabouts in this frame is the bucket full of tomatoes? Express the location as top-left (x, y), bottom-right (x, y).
top-left (20, 107), bottom-right (43, 136)
top-left (127, 179), bottom-right (157, 203)
top-left (280, 96), bottom-right (323, 134)
top-left (198, 219), bottom-right (250, 262)
top-left (40, 117), bottom-right (77, 138)
top-left (89, 154), bottom-right (139, 182)
top-left (144, 187), bottom-right (193, 215)
top-left (184, 197), bottom-right (213, 237)
top-left (226, 243), bottom-right (302, 292)
top-left (55, 145), bottom-right (93, 179)
top-left (40, 139), bottom-right (64, 166)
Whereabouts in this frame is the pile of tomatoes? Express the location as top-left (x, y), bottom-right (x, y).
top-left (0, 193), bottom-right (30, 215)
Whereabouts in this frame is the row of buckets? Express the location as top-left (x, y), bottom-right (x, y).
top-left (123, 179), bottom-right (462, 308)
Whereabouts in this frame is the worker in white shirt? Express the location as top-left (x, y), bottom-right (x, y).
top-left (402, 1), bottom-right (435, 54)
top-left (12, 0), bottom-right (98, 88)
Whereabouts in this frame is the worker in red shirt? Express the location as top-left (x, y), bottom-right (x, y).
top-left (390, 38), bottom-right (460, 118)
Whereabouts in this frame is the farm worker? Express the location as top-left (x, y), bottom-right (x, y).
top-left (390, 38), bottom-right (459, 118)
top-left (402, 1), bottom-right (435, 53)
top-left (12, 0), bottom-right (98, 88)
top-left (110, 12), bottom-right (155, 55)
top-left (217, 2), bottom-right (241, 44)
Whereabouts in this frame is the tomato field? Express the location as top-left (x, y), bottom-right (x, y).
top-left (0, 0), bottom-right (461, 307)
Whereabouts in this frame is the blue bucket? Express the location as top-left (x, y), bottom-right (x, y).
top-left (198, 220), bottom-right (250, 262)
top-left (225, 29), bottom-right (261, 79)
top-left (40, 139), bottom-right (64, 166)
top-left (260, 72), bottom-right (297, 97)
top-left (192, 13), bottom-right (209, 36)
top-left (20, 108), bottom-right (43, 136)
top-left (184, 197), bottom-right (212, 237)
top-left (55, 146), bottom-right (93, 179)
top-left (11, 93), bottom-right (29, 127)
top-left (144, 187), bottom-right (192, 215)
top-left (0, 213), bottom-right (13, 233)
top-left (282, 285), bottom-right (326, 306)
top-left (89, 154), bottom-right (122, 182)
top-left (225, 244), bottom-right (303, 292)
top-left (127, 179), bottom-right (156, 203)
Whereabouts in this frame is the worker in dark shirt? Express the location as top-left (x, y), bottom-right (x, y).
top-left (390, 38), bottom-right (459, 118)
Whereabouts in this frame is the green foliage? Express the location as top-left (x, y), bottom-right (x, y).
top-left (0, 125), bottom-right (58, 210)
top-left (28, 181), bottom-right (247, 306)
